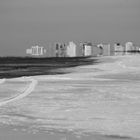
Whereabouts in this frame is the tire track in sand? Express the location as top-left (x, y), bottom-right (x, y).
top-left (0, 78), bottom-right (38, 107)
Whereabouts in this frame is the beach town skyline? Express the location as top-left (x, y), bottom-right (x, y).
top-left (0, 0), bottom-right (140, 56)
top-left (1, 1), bottom-right (140, 140)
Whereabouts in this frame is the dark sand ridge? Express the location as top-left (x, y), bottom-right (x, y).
top-left (0, 56), bottom-right (98, 79)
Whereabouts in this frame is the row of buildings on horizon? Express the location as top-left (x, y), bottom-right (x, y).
top-left (26, 41), bottom-right (140, 57)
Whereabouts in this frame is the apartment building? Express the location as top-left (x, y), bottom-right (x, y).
top-left (26, 46), bottom-right (46, 56)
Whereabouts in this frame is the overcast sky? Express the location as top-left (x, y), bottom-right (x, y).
top-left (0, 0), bottom-right (140, 56)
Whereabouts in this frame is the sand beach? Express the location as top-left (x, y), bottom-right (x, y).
top-left (0, 55), bottom-right (140, 140)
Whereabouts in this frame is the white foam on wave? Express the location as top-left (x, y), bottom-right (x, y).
top-left (0, 77), bottom-right (38, 107)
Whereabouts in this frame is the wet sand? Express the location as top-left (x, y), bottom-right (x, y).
top-left (0, 125), bottom-right (138, 140)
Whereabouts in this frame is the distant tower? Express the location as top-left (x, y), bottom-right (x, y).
top-left (26, 45), bottom-right (46, 56)
top-left (26, 49), bottom-right (32, 54)
top-left (114, 43), bottom-right (125, 52)
top-left (80, 42), bottom-right (92, 56)
top-left (125, 42), bottom-right (134, 52)
top-left (66, 42), bottom-right (76, 57)
top-left (84, 44), bottom-right (92, 56)
top-left (55, 43), bottom-right (59, 57)
top-left (97, 44), bottom-right (110, 56)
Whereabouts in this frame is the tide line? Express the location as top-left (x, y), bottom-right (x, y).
top-left (0, 78), bottom-right (38, 107)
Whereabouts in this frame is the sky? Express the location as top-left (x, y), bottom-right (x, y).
top-left (0, 0), bottom-right (140, 56)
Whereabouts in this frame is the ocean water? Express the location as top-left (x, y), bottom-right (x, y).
top-left (0, 54), bottom-right (140, 140)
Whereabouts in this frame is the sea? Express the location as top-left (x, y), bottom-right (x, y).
top-left (0, 53), bottom-right (140, 140)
